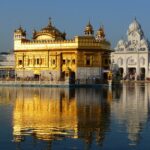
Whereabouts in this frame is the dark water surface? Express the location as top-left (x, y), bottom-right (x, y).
top-left (0, 83), bottom-right (150, 150)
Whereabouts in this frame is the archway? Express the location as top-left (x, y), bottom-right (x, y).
top-left (117, 57), bottom-right (123, 66)
top-left (128, 68), bottom-right (136, 80)
top-left (61, 71), bottom-right (65, 81)
top-left (103, 72), bottom-right (108, 81)
top-left (70, 71), bottom-right (75, 84)
top-left (140, 57), bottom-right (145, 66)
top-left (61, 70), bottom-right (76, 83)
top-left (34, 74), bottom-right (40, 80)
top-left (34, 70), bottom-right (40, 80)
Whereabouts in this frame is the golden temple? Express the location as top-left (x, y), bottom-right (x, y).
top-left (14, 19), bottom-right (111, 82)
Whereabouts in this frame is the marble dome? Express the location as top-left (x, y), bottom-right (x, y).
top-left (118, 39), bottom-right (124, 46)
top-left (141, 38), bottom-right (147, 45)
top-left (128, 18), bottom-right (141, 33)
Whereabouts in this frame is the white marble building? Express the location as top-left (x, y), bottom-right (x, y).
top-left (0, 52), bottom-right (15, 66)
top-left (0, 52), bottom-right (15, 78)
top-left (111, 18), bottom-right (150, 80)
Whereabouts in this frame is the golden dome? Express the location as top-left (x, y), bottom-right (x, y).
top-left (33, 18), bottom-right (66, 40)
top-left (96, 26), bottom-right (105, 41)
top-left (84, 21), bottom-right (94, 35)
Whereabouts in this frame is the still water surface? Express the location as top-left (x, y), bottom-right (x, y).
top-left (0, 83), bottom-right (150, 150)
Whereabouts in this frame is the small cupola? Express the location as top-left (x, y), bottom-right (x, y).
top-left (84, 21), bottom-right (94, 36)
top-left (96, 25), bottom-right (105, 41)
top-left (14, 26), bottom-right (26, 40)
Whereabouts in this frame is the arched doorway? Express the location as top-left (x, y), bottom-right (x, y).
top-left (140, 68), bottom-right (145, 80)
top-left (34, 70), bottom-right (40, 80)
top-left (34, 74), bottom-right (40, 80)
top-left (61, 71), bottom-right (65, 81)
top-left (70, 71), bottom-right (75, 84)
top-left (103, 72), bottom-right (108, 81)
top-left (61, 69), bottom-right (76, 83)
top-left (128, 68), bottom-right (136, 80)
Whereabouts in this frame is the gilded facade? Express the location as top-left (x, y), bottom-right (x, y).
top-left (14, 19), bottom-right (111, 81)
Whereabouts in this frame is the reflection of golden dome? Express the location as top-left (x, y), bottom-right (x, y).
top-left (84, 21), bottom-right (94, 35)
top-left (33, 18), bottom-right (66, 40)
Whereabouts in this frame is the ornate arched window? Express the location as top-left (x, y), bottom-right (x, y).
top-left (140, 57), bottom-right (145, 65)
top-left (127, 57), bottom-right (135, 65)
top-left (117, 58), bottom-right (123, 66)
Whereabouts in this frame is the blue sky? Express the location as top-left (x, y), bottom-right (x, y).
top-left (0, 0), bottom-right (150, 52)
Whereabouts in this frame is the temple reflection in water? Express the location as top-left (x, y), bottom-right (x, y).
top-left (13, 88), bottom-right (78, 142)
top-left (0, 84), bottom-right (150, 149)
top-left (12, 87), bottom-right (111, 147)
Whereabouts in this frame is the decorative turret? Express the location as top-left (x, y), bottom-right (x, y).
top-left (14, 26), bottom-right (26, 40)
top-left (84, 21), bottom-right (94, 36)
top-left (96, 25), bottom-right (105, 41)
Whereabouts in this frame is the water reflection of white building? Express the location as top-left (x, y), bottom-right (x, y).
top-left (111, 83), bottom-right (150, 145)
